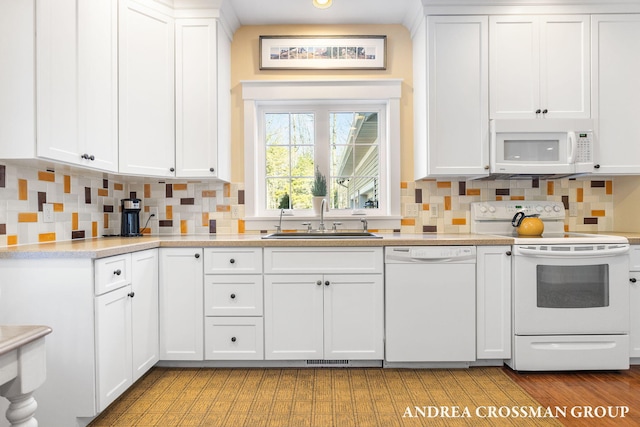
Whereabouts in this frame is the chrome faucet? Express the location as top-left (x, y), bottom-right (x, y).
top-left (360, 218), bottom-right (368, 232)
top-left (318, 199), bottom-right (326, 232)
top-left (276, 208), bottom-right (284, 232)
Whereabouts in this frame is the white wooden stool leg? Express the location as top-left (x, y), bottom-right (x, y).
top-left (5, 391), bottom-right (38, 427)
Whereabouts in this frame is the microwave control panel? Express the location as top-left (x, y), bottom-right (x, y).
top-left (575, 131), bottom-right (593, 163)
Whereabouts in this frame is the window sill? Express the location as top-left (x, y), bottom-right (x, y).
top-left (243, 215), bottom-right (401, 232)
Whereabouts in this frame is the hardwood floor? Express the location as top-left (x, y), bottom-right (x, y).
top-left (504, 365), bottom-right (640, 427)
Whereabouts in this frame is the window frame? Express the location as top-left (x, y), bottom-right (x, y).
top-left (257, 102), bottom-right (387, 216)
top-left (242, 80), bottom-right (401, 229)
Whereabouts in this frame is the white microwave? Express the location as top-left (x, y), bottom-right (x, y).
top-left (490, 119), bottom-right (594, 175)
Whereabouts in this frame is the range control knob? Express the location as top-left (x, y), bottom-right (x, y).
top-left (544, 205), bottom-right (552, 212)
top-left (553, 205), bottom-right (562, 212)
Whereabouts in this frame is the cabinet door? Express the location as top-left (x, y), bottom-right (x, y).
top-left (424, 15), bottom-right (489, 177)
top-left (490, 15), bottom-right (589, 119)
top-left (77, 0), bottom-right (118, 171)
top-left (36, 0), bottom-right (118, 171)
top-left (0, 0), bottom-right (36, 158)
top-left (131, 249), bottom-right (159, 381)
top-left (592, 15), bottom-right (640, 174)
top-left (95, 286), bottom-right (132, 412)
top-left (323, 274), bottom-right (383, 360)
top-left (631, 271), bottom-right (640, 358)
top-left (159, 248), bottom-right (203, 360)
top-left (175, 18), bottom-right (218, 178)
top-left (540, 15), bottom-right (590, 118)
top-left (264, 275), bottom-right (323, 360)
top-left (36, 0), bottom-right (79, 163)
top-left (476, 246), bottom-right (512, 359)
top-left (119, 0), bottom-right (175, 177)
top-left (490, 16), bottom-right (539, 119)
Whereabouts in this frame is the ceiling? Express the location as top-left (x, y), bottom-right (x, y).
top-left (228, 0), bottom-right (421, 26)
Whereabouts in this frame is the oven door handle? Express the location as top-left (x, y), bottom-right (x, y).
top-left (515, 245), bottom-right (629, 258)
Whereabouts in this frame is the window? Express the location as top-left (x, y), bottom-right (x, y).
top-left (261, 105), bottom-right (384, 213)
top-left (242, 80), bottom-right (401, 228)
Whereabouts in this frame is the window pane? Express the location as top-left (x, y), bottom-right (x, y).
top-left (266, 178), bottom-right (291, 210)
top-left (330, 112), bottom-right (379, 210)
top-left (332, 176), bottom-right (379, 209)
top-left (266, 146), bottom-right (290, 176)
top-left (265, 113), bottom-right (315, 211)
top-left (290, 113), bottom-right (314, 146)
top-left (265, 113), bottom-right (290, 146)
top-left (290, 177), bottom-right (313, 209)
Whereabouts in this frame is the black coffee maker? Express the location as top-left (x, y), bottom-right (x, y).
top-left (121, 198), bottom-right (141, 237)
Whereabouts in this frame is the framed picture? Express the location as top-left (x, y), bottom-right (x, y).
top-left (259, 35), bottom-right (387, 70)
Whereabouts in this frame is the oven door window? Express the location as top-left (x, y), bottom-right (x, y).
top-left (536, 264), bottom-right (609, 308)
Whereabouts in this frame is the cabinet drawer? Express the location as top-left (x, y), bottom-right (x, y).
top-left (630, 246), bottom-right (640, 271)
top-left (205, 275), bottom-right (263, 316)
top-left (204, 317), bottom-right (264, 360)
top-left (204, 248), bottom-right (262, 274)
top-left (95, 254), bottom-right (131, 295)
top-left (264, 247), bottom-right (383, 274)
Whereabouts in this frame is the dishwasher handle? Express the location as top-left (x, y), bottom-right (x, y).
top-left (386, 247), bottom-right (476, 263)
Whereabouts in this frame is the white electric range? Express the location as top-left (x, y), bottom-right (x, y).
top-left (471, 200), bottom-right (630, 371)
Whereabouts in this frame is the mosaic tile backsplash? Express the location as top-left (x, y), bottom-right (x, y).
top-left (0, 161), bottom-right (615, 247)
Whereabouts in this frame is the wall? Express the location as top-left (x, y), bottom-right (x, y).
top-left (229, 24), bottom-right (415, 183)
top-left (0, 161), bottom-right (244, 247)
top-left (0, 23), bottom-right (627, 247)
top-left (613, 176), bottom-right (640, 232)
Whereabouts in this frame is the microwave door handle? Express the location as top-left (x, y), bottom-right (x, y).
top-left (567, 131), bottom-right (577, 164)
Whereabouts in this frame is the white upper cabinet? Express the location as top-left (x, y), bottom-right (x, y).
top-left (490, 15), bottom-right (590, 119)
top-left (0, 0), bottom-right (35, 157)
top-left (37, 0), bottom-right (119, 171)
top-left (119, 0), bottom-right (176, 177)
top-left (175, 18), bottom-right (231, 180)
top-left (76, 0), bottom-right (119, 172)
top-left (0, 0), bottom-right (118, 171)
top-left (591, 14), bottom-right (640, 174)
top-left (414, 15), bottom-right (489, 179)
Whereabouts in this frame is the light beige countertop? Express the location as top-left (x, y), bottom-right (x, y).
top-left (2, 231), bottom-right (637, 259)
top-left (0, 233), bottom-right (514, 259)
top-left (0, 325), bottom-right (52, 356)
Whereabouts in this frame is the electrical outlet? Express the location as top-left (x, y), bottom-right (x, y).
top-left (430, 204), bottom-right (439, 218)
top-left (149, 207), bottom-right (159, 219)
top-left (569, 202), bottom-right (578, 217)
top-left (406, 204), bottom-right (419, 217)
top-left (231, 205), bottom-right (240, 219)
top-left (43, 203), bottom-right (54, 223)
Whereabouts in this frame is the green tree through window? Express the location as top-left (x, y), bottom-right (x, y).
top-left (263, 106), bottom-right (381, 213)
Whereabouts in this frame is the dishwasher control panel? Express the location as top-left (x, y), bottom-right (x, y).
top-left (385, 246), bottom-right (476, 263)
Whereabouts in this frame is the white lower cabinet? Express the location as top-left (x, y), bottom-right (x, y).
top-left (263, 248), bottom-right (384, 361)
top-left (204, 248), bottom-right (264, 360)
top-left (204, 317), bottom-right (264, 360)
top-left (629, 246), bottom-right (640, 358)
top-left (476, 246), bottom-right (512, 360)
top-left (95, 286), bottom-right (133, 412)
top-left (159, 248), bottom-right (204, 360)
top-left (95, 249), bottom-right (159, 412)
top-left (131, 249), bottom-right (160, 380)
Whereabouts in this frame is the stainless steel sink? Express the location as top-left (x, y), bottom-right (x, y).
top-left (262, 231), bottom-right (381, 239)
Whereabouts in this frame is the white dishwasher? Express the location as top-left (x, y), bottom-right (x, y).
top-left (384, 246), bottom-right (477, 365)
